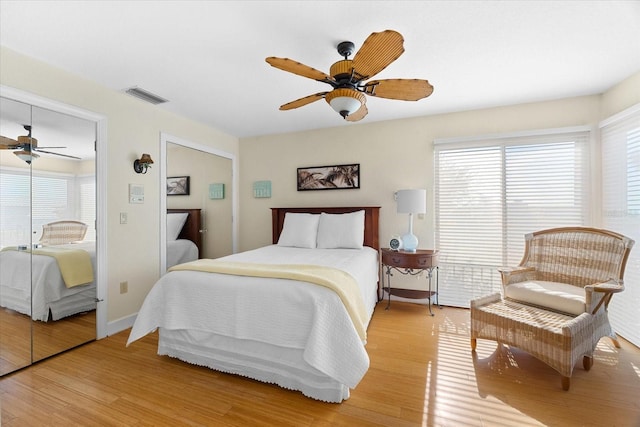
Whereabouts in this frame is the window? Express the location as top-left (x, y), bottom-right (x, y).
top-left (79, 176), bottom-right (96, 241)
top-left (434, 128), bottom-right (590, 307)
top-left (601, 104), bottom-right (640, 347)
top-left (0, 168), bottom-right (93, 247)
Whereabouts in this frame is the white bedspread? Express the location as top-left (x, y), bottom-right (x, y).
top-left (127, 245), bottom-right (379, 400)
top-left (0, 241), bottom-right (96, 321)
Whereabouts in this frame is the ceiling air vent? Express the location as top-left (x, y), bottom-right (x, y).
top-left (124, 86), bottom-right (168, 105)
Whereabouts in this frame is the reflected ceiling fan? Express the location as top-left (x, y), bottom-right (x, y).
top-left (0, 125), bottom-right (80, 163)
top-left (266, 29), bottom-right (434, 122)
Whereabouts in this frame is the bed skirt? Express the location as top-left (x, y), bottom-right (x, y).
top-left (158, 328), bottom-right (351, 403)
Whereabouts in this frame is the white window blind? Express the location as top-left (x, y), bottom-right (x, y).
top-left (434, 129), bottom-right (590, 307)
top-left (0, 171), bottom-right (31, 247)
top-left (0, 169), bottom-right (73, 247)
top-left (79, 177), bottom-right (96, 241)
top-left (600, 104), bottom-right (640, 348)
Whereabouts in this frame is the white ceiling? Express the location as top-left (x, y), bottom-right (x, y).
top-left (1, 1), bottom-right (639, 140)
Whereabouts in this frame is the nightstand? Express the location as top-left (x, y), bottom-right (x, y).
top-left (380, 248), bottom-right (439, 316)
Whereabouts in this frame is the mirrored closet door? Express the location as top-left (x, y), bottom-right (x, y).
top-left (0, 96), bottom-right (97, 375)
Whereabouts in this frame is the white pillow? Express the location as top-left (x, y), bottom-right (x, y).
top-left (277, 213), bottom-right (319, 248)
top-left (316, 210), bottom-right (365, 249)
top-left (167, 212), bottom-right (189, 241)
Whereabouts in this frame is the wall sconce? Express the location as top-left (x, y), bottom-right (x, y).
top-left (133, 153), bottom-right (154, 174)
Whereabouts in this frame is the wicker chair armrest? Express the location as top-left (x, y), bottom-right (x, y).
top-left (497, 266), bottom-right (536, 286)
top-left (585, 279), bottom-right (624, 314)
top-left (585, 279), bottom-right (625, 294)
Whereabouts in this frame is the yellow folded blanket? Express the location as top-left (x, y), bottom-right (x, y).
top-left (2, 246), bottom-right (94, 288)
top-left (169, 260), bottom-right (368, 341)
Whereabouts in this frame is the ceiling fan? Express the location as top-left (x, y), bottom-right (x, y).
top-left (0, 125), bottom-right (80, 163)
top-left (266, 29), bottom-right (434, 122)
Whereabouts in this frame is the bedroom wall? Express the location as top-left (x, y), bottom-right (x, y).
top-left (238, 70), bottom-right (640, 291)
top-left (238, 96), bottom-right (600, 251)
top-left (0, 46), bottom-right (240, 325)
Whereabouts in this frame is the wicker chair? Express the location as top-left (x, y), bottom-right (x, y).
top-left (471, 227), bottom-right (634, 390)
top-left (39, 220), bottom-right (88, 245)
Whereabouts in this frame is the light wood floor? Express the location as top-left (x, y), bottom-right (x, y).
top-left (2, 302), bottom-right (640, 426)
top-left (0, 308), bottom-right (96, 376)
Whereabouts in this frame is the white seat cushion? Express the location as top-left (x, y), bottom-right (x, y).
top-left (504, 280), bottom-right (585, 316)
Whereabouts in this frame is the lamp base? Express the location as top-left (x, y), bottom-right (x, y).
top-left (401, 233), bottom-right (418, 253)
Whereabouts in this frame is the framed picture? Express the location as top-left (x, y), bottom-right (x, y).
top-left (297, 163), bottom-right (360, 191)
top-left (167, 176), bottom-right (190, 196)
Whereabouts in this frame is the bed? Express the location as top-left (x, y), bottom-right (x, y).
top-left (166, 208), bottom-right (202, 268)
top-left (128, 206), bottom-right (380, 403)
top-left (0, 241), bottom-right (96, 322)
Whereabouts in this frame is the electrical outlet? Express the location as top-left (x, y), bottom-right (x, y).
top-left (120, 212), bottom-right (128, 224)
top-left (120, 281), bottom-right (128, 294)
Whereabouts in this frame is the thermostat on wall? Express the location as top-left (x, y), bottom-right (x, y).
top-left (129, 184), bottom-right (144, 204)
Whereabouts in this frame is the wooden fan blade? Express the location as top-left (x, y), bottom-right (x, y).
top-left (34, 149), bottom-right (81, 160)
top-left (1, 135), bottom-right (19, 148)
top-left (266, 57), bottom-right (333, 83)
top-left (280, 92), bottom-right (328, 110)
top-left (351, 30), bottom-right (405, 80)
top-left (346, 104), bottom-right (368, 122)
top-left (364, 79), bottom-right (434, 101)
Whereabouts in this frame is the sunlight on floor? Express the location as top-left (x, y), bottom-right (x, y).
top-left (631, 361), bottom-right (640, 379)
top-left (418, 311), bottom-right (546, 427)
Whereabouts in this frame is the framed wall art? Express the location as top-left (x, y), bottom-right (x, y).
top-left (167, 176), bottom-right (190, 196)
top-left (297, 163), bottom-right (360, 191)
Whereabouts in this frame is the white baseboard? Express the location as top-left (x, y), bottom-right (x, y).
top-left (107, 312), bottom-right (137, 336)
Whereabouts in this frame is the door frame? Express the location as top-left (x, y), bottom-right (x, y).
top-left (159, 132), bottom-right (237, 273)
top-left (1, 85), bottom-right (108, 339)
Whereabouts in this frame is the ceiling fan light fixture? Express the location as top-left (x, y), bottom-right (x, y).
top-left (325, 88), bottom-right (365, 119)
top-left (14, 150), bottom-right (39, 164)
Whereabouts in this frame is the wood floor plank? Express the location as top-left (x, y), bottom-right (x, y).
top-left (2, 302), bottom-right (640, 426)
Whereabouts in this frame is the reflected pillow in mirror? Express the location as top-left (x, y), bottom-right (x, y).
top-left (167, 213), bottom-right (189, 241)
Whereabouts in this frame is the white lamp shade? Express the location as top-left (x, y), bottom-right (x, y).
top-left (396, 189), bottom-right (427, 214)
top-left (329, 96), bottom-right (362, 115)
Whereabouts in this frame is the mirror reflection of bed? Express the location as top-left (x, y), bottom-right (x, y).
top-left (165, 140), bottom-right (234, 270)
top-left (0, 220), bottom-right (97, 370)
top-left (167, 209), bottom-right (203, 268)
top-left (1, 96), bottom-right (98, 376)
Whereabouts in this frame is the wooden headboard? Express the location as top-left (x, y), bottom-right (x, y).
top-left (271, 207), bottom-right (381, 250)
top-left (168, 208), bottom-right (203, 257)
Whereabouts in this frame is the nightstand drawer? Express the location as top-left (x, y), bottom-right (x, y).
top-left (381, 249), bottom-right (438, 269)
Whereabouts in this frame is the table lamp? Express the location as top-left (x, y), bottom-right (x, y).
top-left (396, 189), bottom-right (427, 253)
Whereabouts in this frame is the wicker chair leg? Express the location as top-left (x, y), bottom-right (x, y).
top-left (561, 376), bottom-right (570, 391)
top-left (583, 356), bottom-right (593, 371)
top-left (471, 338), bottom-right (477, 351)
